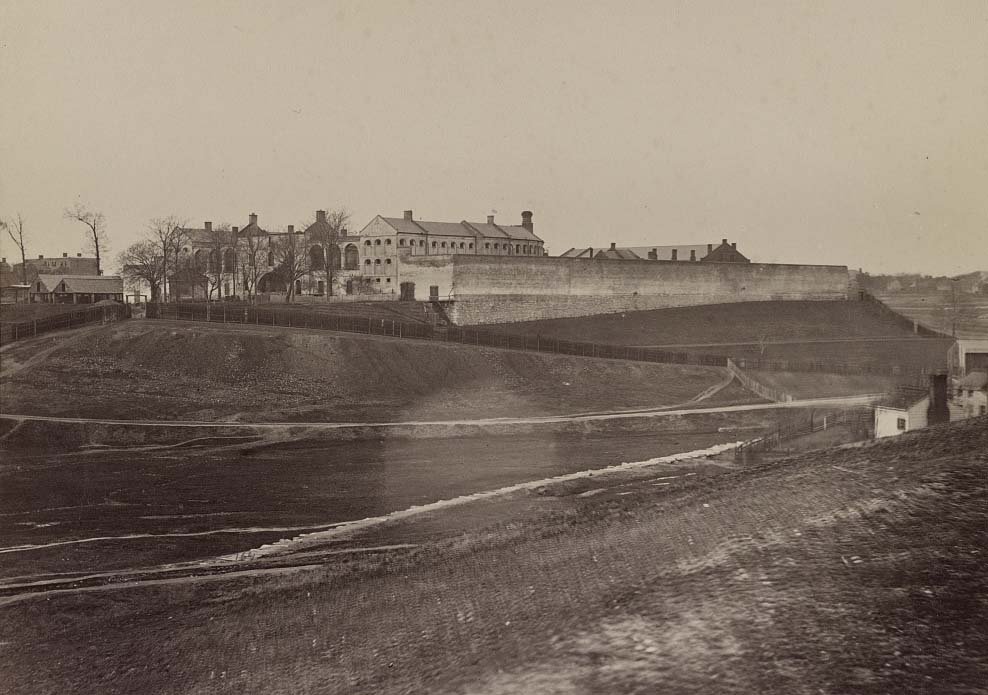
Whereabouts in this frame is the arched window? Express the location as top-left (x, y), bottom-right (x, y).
top-left (485, 243), bottom-right (490, 249)
top-left (309, 245), bottom-right (325, 271)
top-left (432, 241), bottom-right (437, 248)
top-left (365, 259), bottom-right (372, 266)
top-left (223, 248), bottom-right (236, 272)
top-left (327, 245), bottom-right (342, 270)
top-left (374, 258), bottom-right (381, 264)
top-left (419, 240), bottom-right (425, 247)
top-left (469, 243), bottom-right (474, 249)
top-left (385, 239), bottom-right (392, 245)
top-left (441, 241), bottom-right (447, 248)
top-left (267, 250), bottom-right (274, 266)
top-left (374, 239), bottom-right (381, 246)
top-left (344, 244), bottom-right (359, 270)
top-left (194, 249), bottom-right (206, 270)
top-left (493, 243), bottom-right (499, 250)
top-left (364, 240), bottom-right (372, 246)
top-left (210, 249), bottom-right (222, 272)
top-left (516, 245), bottom-right (521, 253)
top-left (399, 238), bottom-right (406, 246)
top-left (459, 242), bottom-right (465, 249)
top-left (385, 258), bottom-right (392, 264)
top-left (294, 280), bottom-right (302, 295)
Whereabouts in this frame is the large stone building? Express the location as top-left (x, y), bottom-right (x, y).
top-left (169, 210), bottom-right (544, 299)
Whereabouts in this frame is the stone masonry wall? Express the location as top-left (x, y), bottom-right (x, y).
top-left (399, 255), bottom-right (850, 325)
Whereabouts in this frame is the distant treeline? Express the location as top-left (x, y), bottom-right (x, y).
top-left (859, 271), bottom-right (987, 295)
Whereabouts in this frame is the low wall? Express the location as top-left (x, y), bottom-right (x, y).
top-left (400, 255), bottom-right (850, 325)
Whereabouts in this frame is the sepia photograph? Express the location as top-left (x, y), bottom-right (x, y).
top-left (1, 1), bottom-right (986, 693)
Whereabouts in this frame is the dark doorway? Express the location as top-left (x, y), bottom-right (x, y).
top-left (400, 281), bottom-right (415, 301)
top-left (429, 285), bottom-right (439, 301)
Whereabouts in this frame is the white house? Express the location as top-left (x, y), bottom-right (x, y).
top-left (874, 390), bottom-right (930, 438)
top-left (954, 371), bottom-right (987, 419)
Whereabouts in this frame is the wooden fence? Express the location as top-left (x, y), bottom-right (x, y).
top-left (735, 407), bottom-right (873, 460)
top-left (0, 304), bottom-right (131, 345)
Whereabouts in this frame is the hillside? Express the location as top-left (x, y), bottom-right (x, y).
top-left (486, 300), bottom-right (921, 345)
top-left (1, 416), bottom-right (983, 694)
top-left (0, 321), bottom-right (747, 422)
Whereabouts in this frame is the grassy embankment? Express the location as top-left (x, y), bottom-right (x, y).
top-left (489, 300), bottom-right (954, 396)
top-left (0, 320), bottom-right (751, 422)
top-left (1, 416), bottom-right (984, 694)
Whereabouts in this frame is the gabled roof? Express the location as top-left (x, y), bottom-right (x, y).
top-left (561, 244), bottom-right (713, 261)
top-left (34, 274), bottom-right (64, 292)
top-left (55, 276), bottom-right (124, 294)
top-left (377, 216), bottom-right (543, 242)
top-left (879, 387), bottom-right (929, 411)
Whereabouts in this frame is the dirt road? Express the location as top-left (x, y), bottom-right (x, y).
top-left (0, 393), bottom-right (882, 430)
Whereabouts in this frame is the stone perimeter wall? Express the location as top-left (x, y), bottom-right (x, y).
top-left (399, 255), bottom-right (850, 325)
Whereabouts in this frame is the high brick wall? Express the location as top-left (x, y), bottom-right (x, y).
top-left (399, 255), bottom-right (850, 325)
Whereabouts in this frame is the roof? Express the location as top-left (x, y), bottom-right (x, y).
top-left (957, 371), bottom-right (988, 390)
top-left (379, 216), bottom-right (543, 243)
top-left (53, 276), bottom-right (124, 294)
top-left (560, 244), bottom-right (712, 260)
top-left (879, 388), bottom-right (929, 411)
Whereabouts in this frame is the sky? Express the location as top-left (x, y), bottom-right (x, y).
top-left (1, 0), bottom-right (986, 276)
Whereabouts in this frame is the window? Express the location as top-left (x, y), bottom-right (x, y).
top-left (386, 278), bottom-right (391, 283)
top-left (441, 242), bottom-right (447, 248)
top-left (375, 278), bottom-right (381, 283)
top-left (981, 405), bottom-right (986, 415)
top-left (485, 243), bottom-right (490, 249)
top-left (459, 242), bottom-right (465, 249)
top-left (365, 240), bottom-right (372, 246)
top-left (469, 243), bottom-right (474, 249)
top-left (896, 418), bottom-right (906, 431)
top-left (399, 238), bottom-right (406, 246)
top-left (419, 240), bottom-right (425, 247)
top-left (432, 241), bottom-right (437, 248)
top-left (365, 259), bottom-right (372, 265)
top-left (374, 258), bottom-right (381, 265)
top-left (385, 239), bottom-right (392, 245)
top-left (968, 390), bottom-right (975, 397)
top-left (516, 244), bottom-right (521, 253)
top-left (375, 239), bottom-right (381, 246)
top-left (493, 243), bottom-right (499, 250)
top-left (385, 258), bottom-right (392, 264)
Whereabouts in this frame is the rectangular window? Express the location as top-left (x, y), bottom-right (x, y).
top-left (981, 405), bottom-right (986, 415)
top-left (896, 418), bottom-right (906, 431)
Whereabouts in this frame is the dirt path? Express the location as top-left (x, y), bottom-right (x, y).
top-left (0, 393), bottom-right (883, 430)
top-left (0, 323), bottom-right (108, 379)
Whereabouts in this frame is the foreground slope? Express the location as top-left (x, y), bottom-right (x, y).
top-left (2, 417), bottom-right (984, 694)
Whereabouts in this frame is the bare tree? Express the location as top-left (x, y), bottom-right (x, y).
top-left (3, 214), bottom-right (29, 284)
top-left (118, 241), bottom-right (165, 302)
top-left (237, 225), bottom-right (267, 304)
top-left (305, 208), bottom-right (350, 299)
top-left (64, 202), bottom-right (109, 275)
top-left (271, 226), bottom-right (308, 303)
top-left (146, 216), bottom-right (188, 302)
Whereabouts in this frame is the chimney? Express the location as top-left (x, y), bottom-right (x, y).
top-left (722, 238), bottom-right (728, 246)
top-left (403, 210), bottom-right (413, 221)
top-left (249, 213), bottom-right (258, 226)
top-left (707, 243), bottom-right (713, 254)
top-left (521, 210), bottom-right (533, 232)
top-left (63, 252), bottom-right (68, 258)
top-left (610, 242), bottom-right (617, 250)
top-left (38, 254), bottom-right (44, 259)
top-left (232, 226), bottom-right (239, 234)
top-left (927, 374), bottom-right (950, 425)
top-left (287, 225), bottom-right (295, 234)
top-left (690, 249), bottom-right (697, 261)
top-left (648, 248), bottom-right (657, 260)
top-left (316, 210), bottom-right (327, 223)
top-left (671, 249), bottom-right (678, 261)
top-left (204, 221), bottom-right (212, 233)
top-left (732, 242), bottom-right (737, 249)
top-left (1, 257), bottom-right (5, 263)
top-left (588, 247), bottom-right (593, 257)
top-left (487, 215), bottom-right (495, 224)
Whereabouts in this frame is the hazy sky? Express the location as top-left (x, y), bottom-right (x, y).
top-left (1, 1), bottom-right (985, 275)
